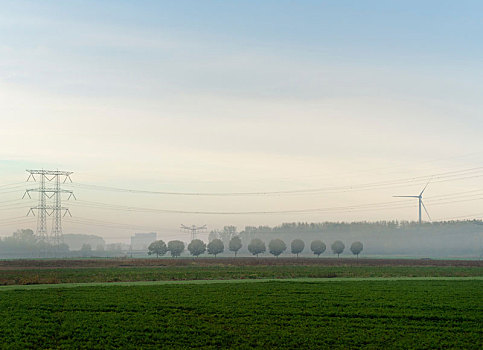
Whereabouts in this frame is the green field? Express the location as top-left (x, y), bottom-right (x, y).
top-left (0, 279), bottom-right (481, 349)
top-left (1, 265), bottom-right (481, 285)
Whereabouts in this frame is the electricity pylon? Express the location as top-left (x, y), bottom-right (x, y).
top-left (23, 170), bottom-right (75, 245)
top-left (181, 224), bottom-right (207, 241)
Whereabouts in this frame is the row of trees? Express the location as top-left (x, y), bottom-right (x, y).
top-left (148, 238), bottom-right (239, 258)
top-left (148, 237), bottom-right (364, 258)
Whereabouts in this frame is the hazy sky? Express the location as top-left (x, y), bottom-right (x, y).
top-left (1, 1), bottom-right (482, 242)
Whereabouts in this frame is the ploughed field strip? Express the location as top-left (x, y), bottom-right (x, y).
top-left (0, 265), bottom-right (482, 285)
top-left (0, 257), bottom-right (481, 270)
top-left (0, 280), bottom-right (481, 349)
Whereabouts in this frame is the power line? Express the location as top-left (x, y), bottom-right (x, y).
top-left (0, 216), bottom-right (37, 227)
top-left (64, 167), bottom-right (483, 196)
top-left (67, 190), bottom-right (483, 215)
top-left (0, 206), bottom-right (33, 211)
top-left (436, 212), bottom-right (483, 221)
top-left (0, 186), bottom-right (29, 193)
top-left (2, 167), bottom-right (482, 234)
top-left (0, 199), bottom-right (35, 208)
top-left (64, 216), bottom-right (179, 233)
top-left (259, 151), bottom-right (483, 182)
top-left (0, 181), bottom-right (28, 189)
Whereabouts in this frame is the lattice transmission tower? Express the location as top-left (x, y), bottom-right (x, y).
top-left (181, 224), bottom-right (207, 241)
top-left (23, 170), bottom-right (75, 245)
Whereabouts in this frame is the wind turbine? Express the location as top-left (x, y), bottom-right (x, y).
top-left (394, 181), bottom-right (431, 224)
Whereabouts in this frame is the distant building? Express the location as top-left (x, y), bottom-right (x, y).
top-left (130, 232), bottom-right (157, 251)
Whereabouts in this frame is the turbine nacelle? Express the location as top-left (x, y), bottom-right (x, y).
top-left (393, 181), bottom-right (432, 224)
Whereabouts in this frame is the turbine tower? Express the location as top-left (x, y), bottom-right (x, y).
top-left (394, 182), bottom-right (431, 224)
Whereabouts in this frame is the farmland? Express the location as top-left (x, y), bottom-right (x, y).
top-left (1, 258), bottom-right (481, 348)
top-left (0, 258), bottom-right (481, 285)
top-left (1, 257), bottom-right (481, 269)
top-left (0, 265), bottom-right (482, 285)
top-left (0, 279), bottom-right (481, 349)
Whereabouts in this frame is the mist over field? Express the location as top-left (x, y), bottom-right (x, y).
top-left (1, 220), bottom-right (481, 259)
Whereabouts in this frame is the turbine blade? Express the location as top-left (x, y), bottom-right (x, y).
top-left (421, 201), bottom-right (432, 222)
top-left (420, 180), bottom-right (431, 196)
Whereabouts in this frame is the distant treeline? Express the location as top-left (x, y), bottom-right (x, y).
top-left (0, 229), bottom-right (125, 259)
top-left (217, 220), bottom-right (483, 258)
top-left (240, 220), bottom-right (483, 235)
top-left (0, 229), bottom-right (69, 258)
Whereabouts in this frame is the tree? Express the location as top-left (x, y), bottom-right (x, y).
top-left (207, 238), bottom-right (224, 257)
top-left (2, 229), bottom-right (38, 255)
top-left (148, 240), bottom-right (167, 258)
top-left (269, 239), bottom-right (286, 257)
top-left (248, 238), bottom-right (266, 257)
top-left (36, 240), bottom-right (51, 253)
top-left (106, 243), bottom-right (122, 253)
top-left (188, 239), bottom-right (206, 257)
top-left (310, 239), bottom-right (326, 257)
top-left (291, 239), bottom-right (305, 257)
top-left (95, 244), bottom-right (105, 252)
top-left (229, 236), bottom-right (242, 257)
top-left (310, 240), bottom-right (326, 257)
top-left (167, 240), bottom-right (185, 257)
top-left (208, 230), bottom-right (220, 242)
top-left (220, 226), bottom-right (237, 246)
top-left (350, 241), bottom-right (363, 258)
top-left (331, 240), bottom-right (345, 258)
top-left (80, 243), bottom-right (92, 257)
top-left (12, 229), bottom-right (36, 244)
top-left (57, 243), bottom-right (70, 254)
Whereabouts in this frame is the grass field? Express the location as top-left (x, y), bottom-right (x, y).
top-left (1, 265), bottom-right (482, 285)
top-left (0, 279), bottom-right (481, 349)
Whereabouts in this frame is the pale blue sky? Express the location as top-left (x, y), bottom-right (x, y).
top-left (0, 1), bottom-right (482, 240)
